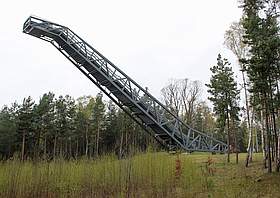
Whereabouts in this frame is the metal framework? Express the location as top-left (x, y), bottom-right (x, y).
top-left (23, 16), bottom-right (228, 153)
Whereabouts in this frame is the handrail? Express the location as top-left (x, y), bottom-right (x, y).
top-left (23, 16), bottom-right (228, 152)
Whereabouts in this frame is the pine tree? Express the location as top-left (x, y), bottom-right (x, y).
top-left (33, 92), bottom-right (55, 160)
top-left (206, 54), bottom-right (240, 163)
top-left (103, 101), bottom-right (118, 153)
top-left (16, 97), bottom-right (35, 161)
top-left (76, 95), bottom-right (95, 157)
top-left (240, 0), bottom-right (280, 172)
top-left (92, 93), bottom-right (105, 157)
top-left (0, 106), bottom-right (17, 159)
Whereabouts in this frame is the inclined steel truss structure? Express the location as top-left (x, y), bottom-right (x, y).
top-left (23, 16), bottom-right (228, 153)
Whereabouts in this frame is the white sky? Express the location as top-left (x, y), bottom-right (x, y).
top-left (0, 0), bottom-right (242, 107)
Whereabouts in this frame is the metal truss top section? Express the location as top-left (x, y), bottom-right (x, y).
top-left (23, 16), bottom-right (228, 153)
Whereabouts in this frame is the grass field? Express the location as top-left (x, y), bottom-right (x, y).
top-left (0, 152), bottom-right (279, 198)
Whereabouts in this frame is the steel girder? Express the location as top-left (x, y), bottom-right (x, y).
top-left (23, 16), bottom-right (228, 153)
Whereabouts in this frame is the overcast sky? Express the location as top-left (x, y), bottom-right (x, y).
top-left (0, 0), bottom-right (242, 107)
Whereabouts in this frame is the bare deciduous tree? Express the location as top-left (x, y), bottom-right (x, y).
top-left (161, 79), bottom-right (202, 126)
top-left (224, 20), bottom-right (254, 167)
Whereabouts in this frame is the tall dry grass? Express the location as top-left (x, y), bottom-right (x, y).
top-left (0, 152), bottom-right (206, 197)
top-left (0, 152), bottom-right (275, 198)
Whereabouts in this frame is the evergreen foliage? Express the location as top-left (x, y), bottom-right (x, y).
top-left (206, 54), bottom-right (240, 162)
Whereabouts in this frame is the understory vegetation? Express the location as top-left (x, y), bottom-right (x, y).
top-left (0, 152), bottom-right (278, 198)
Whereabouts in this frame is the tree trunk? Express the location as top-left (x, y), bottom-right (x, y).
top-left (53, 134), bottom-right (57, 159)
top-left (65, 140), bottom-right (68, 159)
top-left (264, 95), bottom-right (272, 173)
top-left (268, 77), bottom-right (278, 163)
top-left (242, 70), bottom-right (253, 167)
top-left (268, 115), bottom-right (275, 163)
top-left (35, 130), bottom-right (41, 161)
top-left (85, 124), bottom-right (89, 157)
top-left (95, 124), bottom-right (100, 158)
top-left (44, 134), bottom-right (47, 159)
top-left (230, 100), bottom-right (238, 164)
top-left (21, 131), bottom-right (26, 161)
top-left (75, 138), bottom-right (79, 159)
top-left (260, 110), bottom-right (267, 169)
top-left (255, 129), bottom-right (259, 153)
top-left (69, 139), bottom-right (72, 159)
top-left (60, 140), bottom-right (63, 158)
top-left (246, 110), bottom-right (254, 167)
top-left (119, 130), bottom-right (124, 159)
top-left (276, 136), bottom-right (280, 172)
top-left (226, 109), bottom-right (230, 163)
top-left (234, 127), bottom-right (238, 164)
top-left (271, 134), bottom-right (275, 163)
top-left (125, 126), bottom-right (129, 156)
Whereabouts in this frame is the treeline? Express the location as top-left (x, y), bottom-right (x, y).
top-left (0, 93), bottom-right (157, 160)
top-left (0, 77), bottom-right (247, 161)
top-left (217, 0), bottom-right (280, 172)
